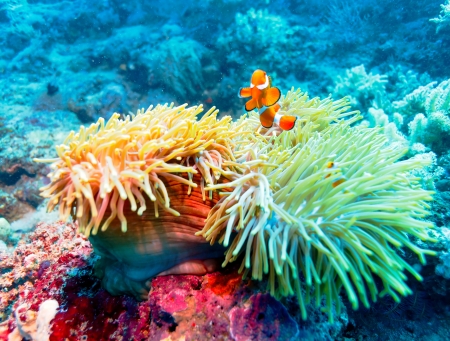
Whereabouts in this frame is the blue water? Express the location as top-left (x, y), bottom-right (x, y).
top-left (1, 0), bottom-right (450, 340)
top-left (1, 0), bottom-right (448, 121)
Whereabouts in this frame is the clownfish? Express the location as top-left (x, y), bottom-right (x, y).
top-left (238, 69), bottom-right (281, 111)
top-left (259, 103), bottom-right (297, 131)
top-left (239, 69), bottom-right (297, 131)
top-left (325, 161), bottom-right (346, 188)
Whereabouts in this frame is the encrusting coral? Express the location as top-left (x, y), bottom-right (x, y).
top-left (36, 88), bottom-right (436, 321)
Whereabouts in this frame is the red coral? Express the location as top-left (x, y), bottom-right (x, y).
top-left (0, 221), bottom-right (336, 341)
top-left (204, 270), bottom-right (243, 296)
top-left (0, 221), bottom-right (89, 320)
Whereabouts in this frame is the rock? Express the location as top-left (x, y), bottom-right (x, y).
top-left (0, 218), bottom-right (11, 241)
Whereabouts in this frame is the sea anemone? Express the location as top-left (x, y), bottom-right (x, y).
top-left (36, 104), bottom-right (239, 297)
top-left (36, 89), bottom-right (436, 320)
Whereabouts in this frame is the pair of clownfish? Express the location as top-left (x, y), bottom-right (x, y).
top-left (238, 70), bottom-right (297, 131)
top-left (238, 71), bottom-right (347, 188)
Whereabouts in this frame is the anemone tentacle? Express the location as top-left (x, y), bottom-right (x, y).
top-left (36, 89), bottom-right (435, 321)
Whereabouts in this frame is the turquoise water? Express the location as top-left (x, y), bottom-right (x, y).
top-left (1, 1), bottom-right (450, 340)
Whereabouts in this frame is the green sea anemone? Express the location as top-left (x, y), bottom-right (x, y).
top-left (36, 88), bottom-right (436, 320)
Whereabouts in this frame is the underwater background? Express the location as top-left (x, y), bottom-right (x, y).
top-left (1, 0), bottom-right (450, 340)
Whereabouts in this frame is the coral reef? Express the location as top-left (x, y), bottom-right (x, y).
top-left (332, 66), bottom-right (450, 164)
top-left (37, 88), bottom-right (435, 322)
top-left (141, 36), bottom-right (206, 99)
top-left (0, 221), bottom-right (89, 321)
top-left (332, 64), bottom-right (432, 115)
top-left (1, 0), bottom-right (450, 339)
top-left (0, 103), bottom-right (80, 221)
top-left (333, 64), bottom-right (389, 112)
top-left (0, 221), bottom-right (345, 340)
top-left (216, 8), bottom-right (304, 76)
top-left (430, 0), bottom-right (450, 32)
top-left (0, 218), bottom-right (11, 242)
top-left (392, 78), bottom-right (450, 155)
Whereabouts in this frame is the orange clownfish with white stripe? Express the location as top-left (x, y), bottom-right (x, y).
top-left (238, 69), bottom-right (297, 131)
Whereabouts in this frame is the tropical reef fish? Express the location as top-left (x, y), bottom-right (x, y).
top-left (325, 161), bottom-right (346, 188)
top-left (238, 69), bottom-right (281, 111)
top-left (259, 103), bottom-right (297, 131)
top-left (239, 69), bottom-right (297, 131)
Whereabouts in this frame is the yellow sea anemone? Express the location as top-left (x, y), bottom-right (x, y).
top-left (36, 89), bottom-right (436, 320)
top-left (38, 104), bottom-right (235, 236)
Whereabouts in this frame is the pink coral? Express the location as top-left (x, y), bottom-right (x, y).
top-left (0, 221), bottom-right (343, 340)
top-left (0, 221), bottom-right (89, 321)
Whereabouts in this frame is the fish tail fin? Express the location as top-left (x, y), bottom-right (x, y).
top-left (278, 115), bottom-right (297, 131)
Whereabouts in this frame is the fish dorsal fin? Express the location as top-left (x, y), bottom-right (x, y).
top-left (268, 76), bottom-right (273, 87)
